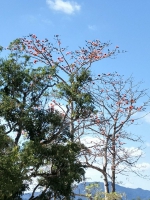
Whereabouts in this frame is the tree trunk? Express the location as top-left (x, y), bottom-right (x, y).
top-left (111, 133), bottom-right (116, 192)
top-left (111, 165), bottom-right (116, 192)
top-left (103, 136), bottom-right (109, 198)
top-left (103, 171), bottom-right (109, 193)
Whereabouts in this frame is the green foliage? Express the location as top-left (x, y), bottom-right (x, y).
top-left (84, 183), bottom-right (122, 200)
top-left (57, 68), bottom-right (95, 119)
top-left (0, 54), bottom-right (58, 143)
top-left (85, 183), bottom-right (103, 200)
top-left (104, 192), bottom-right (122, 200)
top-left (0, 131), bottom-right (28, 199)
top-left (20, 140), bottom-right (85, 199)
top-left (0, 40), bottom-right (89, 199)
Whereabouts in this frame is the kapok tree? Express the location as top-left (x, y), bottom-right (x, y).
top-left (0, 35), bottom-right (118, 198)
top-left (5, 34), bottom-right (118, 142)
top-left (79, 73), bottom-right (150, 193)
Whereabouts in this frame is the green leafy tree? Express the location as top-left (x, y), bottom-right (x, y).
top-left (0, 35), bottom-right (117, 199)
top-left (0, 49), bottom-right (86, 199)
top-left (0, 129), bottom-right (28, 199)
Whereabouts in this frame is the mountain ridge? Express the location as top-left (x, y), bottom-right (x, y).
top-left (22, 182), bottom-right (150, 200)
top-left (74, 182), bottom-right (150, 200)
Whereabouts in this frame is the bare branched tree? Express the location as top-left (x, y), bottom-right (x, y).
top-left (78, 74), bottom-right (150, 193)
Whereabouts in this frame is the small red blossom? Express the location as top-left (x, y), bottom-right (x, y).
top-left (34, 60), bottom-right (38, 64)
top-left (58, 57), bottom-right (64, 62)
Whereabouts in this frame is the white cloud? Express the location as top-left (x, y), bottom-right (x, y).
top-left (81, 136), bottom-right (102, 147)
top-left (85, 168), bottom-right (103, 182)
top-left (113, 161), bottom-right (150, 174)
top-left (46, 0), bottom-right (81, 14)
top-left (134, 162), bottom-right (150, 171)
top-left (124, 147), bottom-right (143, 157)
top-left (88, 25), bottom-right (97, 31)
top-left (123, 182), bottom-right (135, 188)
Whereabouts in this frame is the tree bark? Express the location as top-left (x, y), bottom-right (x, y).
top-left (103, 171), bottom-right (109, 193)
top-left (111, 132), bottom-right (116, 192)
top-left (103, 136), bottom-right (109, 195)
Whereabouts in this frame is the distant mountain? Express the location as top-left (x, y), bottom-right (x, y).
top-left (74, 182), bottom-right (150, 200)
top-left (22, 182), bottom-right (150, 200)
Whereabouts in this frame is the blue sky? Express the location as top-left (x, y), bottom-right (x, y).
top-left (1, 0), bottom-right (150, 191)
